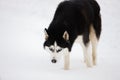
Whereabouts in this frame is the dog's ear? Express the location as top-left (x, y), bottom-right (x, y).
top-left (44, 28), bottom-right (49, 40)
top-left (63, 31), bottom-right (69, 41)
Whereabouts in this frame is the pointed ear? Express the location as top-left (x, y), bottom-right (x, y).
top-left (63, 31), bottom-right (69, 41)
top-left (44, 28), bottom-right (49, 40)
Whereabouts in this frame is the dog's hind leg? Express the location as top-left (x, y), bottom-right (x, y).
top-left (82, 31), bottom-right (92, 67)
top-left (91, 14), bottom-right (101, 65)
top-left (78, 34), bottom-right (92, 67)
top-left (90, 25), bottom-right (98, 65)
top-left (83, 42), bottom-right (93, 67)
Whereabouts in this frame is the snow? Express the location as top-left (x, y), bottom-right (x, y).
top-left (0, 0), bottom-right (120, 80)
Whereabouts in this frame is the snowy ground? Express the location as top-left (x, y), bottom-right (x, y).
top-left (0, 0), bottom-right (120, 80)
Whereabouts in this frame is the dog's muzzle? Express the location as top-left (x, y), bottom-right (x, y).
top-left (51, 59), bottom-right (57, 63)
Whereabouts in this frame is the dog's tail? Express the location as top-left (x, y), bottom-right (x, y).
top-left (91, 0), bottom-right (102, 40)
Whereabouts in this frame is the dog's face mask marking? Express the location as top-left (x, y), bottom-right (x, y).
top-left (44, 29), bottom-right (70, 63)
top-left (45, 41), bottom-right (69, 63)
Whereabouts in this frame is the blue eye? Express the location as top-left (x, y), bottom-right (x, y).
top-left (57, 49), bottom-right (62, 53)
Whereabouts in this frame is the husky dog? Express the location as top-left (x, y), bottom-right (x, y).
top-left (44, 0), bottom-right (101, 70)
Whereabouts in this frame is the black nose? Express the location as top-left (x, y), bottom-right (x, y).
top-left (51, 59), bottom-right (57, 63)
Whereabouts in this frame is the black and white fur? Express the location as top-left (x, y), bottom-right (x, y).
top-left (44, 0), bottom-right (101, 70)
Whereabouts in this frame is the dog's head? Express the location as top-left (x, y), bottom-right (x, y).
top-left (43, 28), bottom-right (71, 63)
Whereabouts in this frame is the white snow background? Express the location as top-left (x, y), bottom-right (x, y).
top-left (0, 0), bottom-right (120, 80)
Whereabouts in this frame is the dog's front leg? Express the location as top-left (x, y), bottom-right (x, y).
top-left (64, 52), bottom-right (70, 70)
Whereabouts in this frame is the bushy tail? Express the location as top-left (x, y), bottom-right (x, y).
top-left (91, 0), bottom-right (102, 39)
